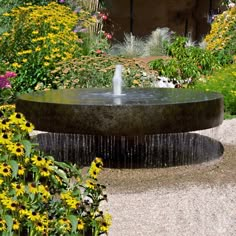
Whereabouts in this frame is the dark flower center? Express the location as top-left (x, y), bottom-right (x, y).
top-left (3, 168), bottom-right (9, 173)
top-left (3, 134), bottom-right (8, 139)
top-left (16, 184), bottom-right (21, 189)
top-left (16, 114), bottom-right (21, 119)
top-left (16, 148), bottom-right (22, 153)
top-left (26, 122), bottom-right (31, 127)
top-left (11, 203), bottom-right (17, 207)
top-left (37, 157), bottom-right (42, 161)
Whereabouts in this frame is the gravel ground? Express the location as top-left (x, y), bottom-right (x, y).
top-left (99, 119), bottom-right (236, 236)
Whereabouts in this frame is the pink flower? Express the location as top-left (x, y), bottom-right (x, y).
top-left (96, 49), bottom-right (102, 54)
top-left (0, 76), bottom-right (11, 89)
top-left (5, 71), bottom-right (17, 78)
top-left (105, 33), bottom-right (112, 40)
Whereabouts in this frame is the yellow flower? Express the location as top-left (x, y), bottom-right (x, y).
top-left (8, 142), bottom-right (25, 157)
top-left (9, 112), bottom-right (25, 124)
top-left (58, 218), bottom-right (71, 232)
top-left (0, 179), bottom-right (3, 185)
top-left (12, 219), bottom-right (20, 231)
top-left (27, 211), bottom-right (41, 222)
top-left (32, 30), bottom-right (39, 34)
top-left (22, 58), bottom-right (28, 63)
top-left (0, 218), bottom-right (7, 231)
top-left (77, 218), bottom-right (85, 230)
top-left (28, 182), bottom-right (38, 194)
top-left (44, 62), bottom-right (50, 67)
top-left (35, 46), bottom-right (41, 52)
top-left (19, 120), bottom-right (35, 132)
top-left (18, 164), bottom-right (25, 175)
top-left (0, 132), bottom-right (12, 145)
top-left (4, 199), bottom-right (18, 211)
top-left (86, 179), bottom-right (96, 189)
top-left (32, 155), bottom-right (46, 167)
top-left (0, 163), bottom-right (12, 177)
top-left (11, 182), bottom-right (25, 196)
top-left (100, 213), bottom-right (112, 232)
top-left (12, 62), bottom-right (21, 68)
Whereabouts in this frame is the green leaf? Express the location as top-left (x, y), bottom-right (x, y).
top-left (4, 214), bottom-right (13, 232)
top-left (9, 160), bottom-right (18, 178)
top-left (53, 168), bottom-right (69, 183)
top-left (21, 139), bottom-right (32, 156)
top-left (68, 215), bottom-right (78, 233)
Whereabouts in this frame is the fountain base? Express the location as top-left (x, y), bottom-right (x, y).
top-left (34, 132), bottom-right (224, 168)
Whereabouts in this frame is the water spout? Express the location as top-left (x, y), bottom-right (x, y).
top-left (112, 65), bottom-right (123, 96)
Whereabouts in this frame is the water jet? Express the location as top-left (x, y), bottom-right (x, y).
top-left (16, 66), bottom-right (224, 168)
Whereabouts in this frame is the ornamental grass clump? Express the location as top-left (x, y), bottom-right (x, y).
top-left (0, 2), bottom-right (96, 94)
top-left (0, 105), bottom-right (111, 235)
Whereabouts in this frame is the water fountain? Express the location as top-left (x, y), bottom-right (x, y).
top-left (16, 65), bottom-right (224, 168)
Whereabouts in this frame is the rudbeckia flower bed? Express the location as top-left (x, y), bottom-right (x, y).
top-left (0, 105), bottom-right (111, 235)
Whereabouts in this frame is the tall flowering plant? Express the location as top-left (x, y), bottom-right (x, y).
top-left (0, 105), bottom-right (111, 235)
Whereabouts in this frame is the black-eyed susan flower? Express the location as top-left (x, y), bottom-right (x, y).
top-left (8, 142), bottom-right (25, 157)
top-left (4, 199), bottom-right (18, 211)
top-left (40, 164), bottom-right (53, 177)
top-left (28, 182), bottom-right (38, 194)
top-left (18, 204), bottom-right (29, 217)
top-left (86, 179), bottom-right (95, 190)
top-left (34, 221), bottom-right (45, 232)
top-left (0, 118), bottom-right (10, 130)
top-left (9, 112), bottom-right (25, 124)
top-left (99, 213), bottom-right (112, 233)
top-left (0, 132), bottom-right (12, 144)
top-left (58, 218), bottom-right (71, 232)
top-left (65, 197), bottom-right (80, 209)
top-left (77, 218), bottom-right (85, 231)
top-left (18, 164), bottom-right (25, 175)
top-left (32, 155), bottom-right (46, 167)
top-left (12, 218), bottom-right (20, 231)
top-left (0, 163), bottom-right (12, 177)
top-left (89, 166), bottom-right (99, 179)
top-left (19, 121), bottom-right (34, 133)
top-left (11, 182), bottom-right (25, 196)
top-left (0, 218), bottom-right (7, 232)
top-left (27, 211), bottom-right (41, 222)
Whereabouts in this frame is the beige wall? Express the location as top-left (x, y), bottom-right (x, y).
top-left (103, 0), bottom-right (222, 41)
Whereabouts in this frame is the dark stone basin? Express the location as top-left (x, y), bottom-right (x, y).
top-left (16, 88), bottom-right (224, 135)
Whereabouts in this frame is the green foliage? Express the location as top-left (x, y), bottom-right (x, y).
top-left (0, 105), bottom-right (111, 235)
top-left (149, 36), bottom-right (221, 82)
top-left (193, 64), bottom-right (236, 115)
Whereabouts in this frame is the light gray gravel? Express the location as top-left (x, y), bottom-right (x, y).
top-left (102, 119), bottom-right (236, 236)
top-left (106, 185), bottom-right (236, 236)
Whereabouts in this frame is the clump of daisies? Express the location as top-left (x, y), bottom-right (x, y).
top-left (0, 105), bottom-right (111, 235)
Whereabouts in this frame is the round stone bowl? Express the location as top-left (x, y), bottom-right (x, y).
top-left (16, 88), bottom-right (224, 135)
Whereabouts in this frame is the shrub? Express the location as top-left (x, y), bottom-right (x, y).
top-left (0, 105), bottom-right (111, 235)
top-left (149, 36), bottom-right (220, 82)
top-left (0, 2), bottom-right (95, 95)
top-left (193, 63), bottom-right (236, 115)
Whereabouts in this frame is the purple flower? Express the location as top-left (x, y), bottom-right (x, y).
top-left (0, 76), bottom-right (11, 89)
top-left (59, 0), bottom-right (65, 3)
